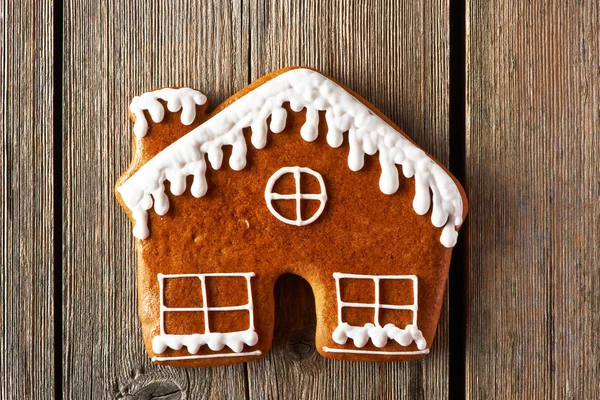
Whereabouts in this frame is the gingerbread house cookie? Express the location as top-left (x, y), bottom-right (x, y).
top-left (115, 67), bottom-right (468, 366)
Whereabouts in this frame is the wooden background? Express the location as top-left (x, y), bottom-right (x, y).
top-left (0, 0), bottom-right (598, 398)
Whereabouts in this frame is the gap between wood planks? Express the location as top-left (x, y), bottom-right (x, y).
top-left (52, 1), bottom-right (468, 397)
top-left (448, 0), bottom-right (467, 398)
top-left (239, 1), bottom-right (470, 398)
top-left (53, 0), bottom-right (64, 397)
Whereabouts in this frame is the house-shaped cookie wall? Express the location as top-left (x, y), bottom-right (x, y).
top-left (115, 67), bottom-right (468, 367)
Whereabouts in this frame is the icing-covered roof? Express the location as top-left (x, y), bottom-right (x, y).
top-left (118, 68), bottom-right (464, 247)
top-left (130, 88), bottom-right (207, 137)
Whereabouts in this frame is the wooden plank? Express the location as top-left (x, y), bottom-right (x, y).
top-left (0, 1), bottom-right (54, 399)
top-left (466, 1), bottom-right (600, 397)
top-left (248, 1), bottom-right (451, 398)
top-left (62, 1), bottom-right (250, 398)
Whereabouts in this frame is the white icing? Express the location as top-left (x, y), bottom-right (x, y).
top-left (153, 350), bottom-right (262, 362)
top-left (331, 272), bottom-right (427, 350)
top-left (130, 88), bottom-right (207, 137)
top-left (322, 347), bottom-right (429, 356)
top-left (153, 272), bottom-right (258, 355)
top-left (152, 331), bottom-right (259, 354)
top-left (332, 322), bottom-right (427, 350)
top-left (118, 68), bottom-right (463, 246)
top-left (264, 166), bottom-right (327, 226)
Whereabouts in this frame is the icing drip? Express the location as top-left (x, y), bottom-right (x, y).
top-left (118, 68), bottom-right (463, 247)
top-left (152, 330), bottom-right (259, 354)
top-left (130, 88), bottom-right (207, 137)
top-left (331, 322), bottom-right (427, 350)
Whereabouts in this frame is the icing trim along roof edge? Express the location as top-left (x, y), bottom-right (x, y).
top-left (117, 68), bottom-right (465, 247)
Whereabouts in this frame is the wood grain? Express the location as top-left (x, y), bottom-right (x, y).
top-left (63, 0), bottom-right (453, 397)
top-left (247, 1), bottom-right (451, 398)
top-left (466, 1), bottom-right (600, 398)
top-left (63, 1), bottom-right (249, 398)
top-left (62, 0), bottom-right (454, 397)
top-left (0, 1), bottom-right (55, 399)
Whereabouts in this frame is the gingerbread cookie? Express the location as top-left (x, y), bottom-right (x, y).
top-left (115, 67), bottom-right (468, 367)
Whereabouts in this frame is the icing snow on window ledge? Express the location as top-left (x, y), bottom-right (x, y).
top-left (118, 68), bottom-right (463, 247)
top-left (332, 322), bottom-right (427, 350)
top-left (152, 330), bottom-right (259, 354)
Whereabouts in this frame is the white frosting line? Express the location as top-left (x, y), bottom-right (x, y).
top-left (118, 68), bottom-right (463, 247)
top-left (264, 166), bottom-right (327, 226)
top-left (322, 347), bottom-right (429, 356)
top-left (332, 273), bottom-right (427, 350)
top-left (154, 272), bottom-right (258, 354)
top-left (152, 350), bottom-right (262, 362)
top-left (130, 88), bottom-right (207, 137)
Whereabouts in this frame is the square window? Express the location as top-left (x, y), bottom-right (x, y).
top-left (379, 308), bottom-right (414, 328)
top-left (163, 276), bottom-right (204, 308)
top-left (342, 306), bottom-right (375, 327)
top-left (339, 278), bottom-right (375, 304)
top-left (209, 310), bottom-right (250, 333)
top-left (379, 278), bottom-right (415, 307)
top-left (205, 276), bottom-right (249, 308)
top-left (164, 311), bottom-right (205, 335)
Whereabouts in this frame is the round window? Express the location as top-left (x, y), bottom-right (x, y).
top-left (264, 166), bottom-right (327, 226)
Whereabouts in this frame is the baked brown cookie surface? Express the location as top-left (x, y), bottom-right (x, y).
top-left (116, 67), bottom-right (468, 367)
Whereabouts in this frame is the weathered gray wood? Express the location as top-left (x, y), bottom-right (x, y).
top-left (0, 1), bottom-right (54, 399)
top-left (63, 1), bottom-right (249, 398)
top-left (466, 1), bottom-right (600, 398)
top-left (247, 1), bottom-right (451, 398)
top-left (64, 0), bottom-right (455, 398)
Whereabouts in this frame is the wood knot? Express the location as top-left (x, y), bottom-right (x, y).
top-left (115, 371), bottom-right (188, 400)
top-left (286, 327), bottom-right (316, 361)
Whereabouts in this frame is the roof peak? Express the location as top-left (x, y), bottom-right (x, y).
top-left (118, 68), bottom-right (464, 247)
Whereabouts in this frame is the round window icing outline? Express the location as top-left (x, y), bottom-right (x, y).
top-left (264, 166), bottom-right (328, 226)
